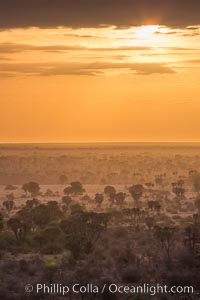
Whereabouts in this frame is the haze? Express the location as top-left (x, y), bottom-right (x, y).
top-left (0, 1), bottom-right (200, 143)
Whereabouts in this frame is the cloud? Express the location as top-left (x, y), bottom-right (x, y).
top-left (0, 43), bottom-right (151, 53)
top-left (0, 61), bottom-right (175, 77)
top-left (180, 59), bottom-right (200, 64)
top-left (0, 56), bottom-right (11, 61)
top-left (155, 26), bottom-right (200, 37)
top-left (0, 0), bottom-right (200, 29)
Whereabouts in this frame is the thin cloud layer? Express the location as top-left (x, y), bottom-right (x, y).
top-left (0, 0), bottom-right (200, 29)
top-left (0, 61), bottom-right (175, 77)
top-left (0, 43), bottom-right (151, 53)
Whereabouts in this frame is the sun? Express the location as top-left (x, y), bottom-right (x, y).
top-left (135, 25), bottom-right (159, 39)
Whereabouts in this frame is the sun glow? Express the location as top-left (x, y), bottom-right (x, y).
top-left (135, 25), bottom-right (159, 39)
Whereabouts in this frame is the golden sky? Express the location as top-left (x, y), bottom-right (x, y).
top-left (0, 22), bottom-right (200, 142)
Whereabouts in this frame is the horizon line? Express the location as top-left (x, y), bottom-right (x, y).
top-left (1, 141), bottom-right (200, 145)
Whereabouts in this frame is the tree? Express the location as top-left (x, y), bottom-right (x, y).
top-left (3, 199), bottom-right (14, 214)
top-left (32, 204), bottom-right (62, 229)
top-left (26, 198), bottom-right (40, 209)
top-left (47, 200), bottom-right (59, 210)
top-left (6, 193), bottom-right (14, 201)
top-left (70, 181), bottom-right (85, 195)
top-left (172, 181), bottom-right (185, 200)
top-left (7, 217), bottom-right (29, 242)
top-left (95, 193), bottom-right (104, 208)
top-left (63, 186), bottom-right (72, 195)
top-left (115, 192), bottom-right (126, 207)
top-left (191, 173), bottom-right (200, 193)
top-left (172, 187), bottom-right (185, 199)
top-left (185, 225), bottom-right (199, 256)
top-left (123, 208), bottom-right (143, 229)
top-left (70, 202), bottom-right (83, 214)
top-left (104, 186), bottom-right (116, 207)
top-left (148, 200), bottom-right (161, 214)
top-left (22, 182), bottom-right (40, 197)
top-left (195, 196), bottom-right (200, 214)
top-left (64, 182), bottom-right (85, 196)
top-left (59, 174), bottom-right (68, 185)
top-left (44, 189), bottom-right (54, 197)
top-left (129, 184), bottom-right (143, 205)
top-left (0, 212), bottom-right (3, 232)
top-left (154, 226), bottom-right (176, 267)
top-left (108, 192), bottom-right (116, 207)
top-left (60, 211), bottom-right (106, 259)
top-left (38, 225), bottom-right (64, 254)
top-left (104, 186), bottom-right (116, 195)
top-left (62, 196), bottom-right (72, 207)
top-left (22, 183), bottom-right (29, 197)
top-left (155, 175), bottom-right (163, 186)
top-left (145, 216), bottom-right (155, 231)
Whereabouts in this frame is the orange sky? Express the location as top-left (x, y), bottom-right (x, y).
top-left (0, 25), bottom-right (200, 143)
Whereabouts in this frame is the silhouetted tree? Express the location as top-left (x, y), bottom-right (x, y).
top-left (154, 226), bottom-right (176, 267)
top-left (129, 184), bottom-right (143, 205)
top-left (6, 193), bottom-right (14, 201)
top-left (62, 195), bottom-right (72, 207)
top-left (22, 182), bottom-right (40, 197)
top-left (195, 196), bottom-right (200, 214)
top-left (64, 181), bottom-right (85, 196)
top-left (95, 193), bottom-right (104, 208)
top-left (104, 186), bottom-right (116, 195)
top-left (3, 199), bottom-right (14, 214)
top-left (60, 211), bottom-right (106, 259)
top-left (192, 173), bottom-right (200, 193)
top-left (172, 182), bottom-right (185, 199)
top-left (59, 174), bottom-right (68, 185)
top-left (7, 215), bottom-right (29, 243)
top-left (115, 192), bottom-right (126, 207)
top-left (26, 198), bottom-right (39, 209)
top-left (145, 216), bottom-right (155, 231)
top-left (0, 212), bottom-right (3, 232)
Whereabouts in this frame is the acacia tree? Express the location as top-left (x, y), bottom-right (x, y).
top-left (22, 182), bottom-right (40, 197)
top-left (64, 181), bottom-right (85, 196)
top-left (6, 193), bottom-right (14, 201)
top-left (60, 211), bottom-right (107, 259)
top-left (195, 196), bottom-right (200, 214)
top-left (172, 181), bottom-right (185, 200)
top-left (26, 198), bottom-right (40, 209)
top-left (62, 195), bottom-right (72, 207)
top-left (59, 174), bottom-right (68, 185)
top-left (104, 186), bottom-right (116, 195)
top-left (191, 173), bottom-right (200, 193)
top-left (185, 225), bottom-right (199, 257)
top-left (148, 200), bottom-right (161, 214)
top-left (0, 212), bottom-right (3, 232)
top-left (115, 192), bottom-right (126, 207)
top-left (154, 226), bottom-right (176, 268)
top-left (95, 193), bottom-right (104, 208)
top-left (38, 226), bottom-right (64, 254)
top-left (145, 216), bottom-right (155, 231)
top-left (155, 175), bottom-right (163, 186)
top-left (3, 199), bottom-right (14, 214)
top-left (7, 216), bottom-right (29, 243)
top-left (123, 208), bottom-right (143, 230)
top-left (7, 217), bottom-right (22, 241)
top-left (32, 203), bottom-right (62, 229)
top-left (129, 184), bottom-right (144, 206)
top-left (104, 186), bottom-right (116, 207)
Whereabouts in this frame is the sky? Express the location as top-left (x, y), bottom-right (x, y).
top-left (0, 0), bottom-right (200, 143)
